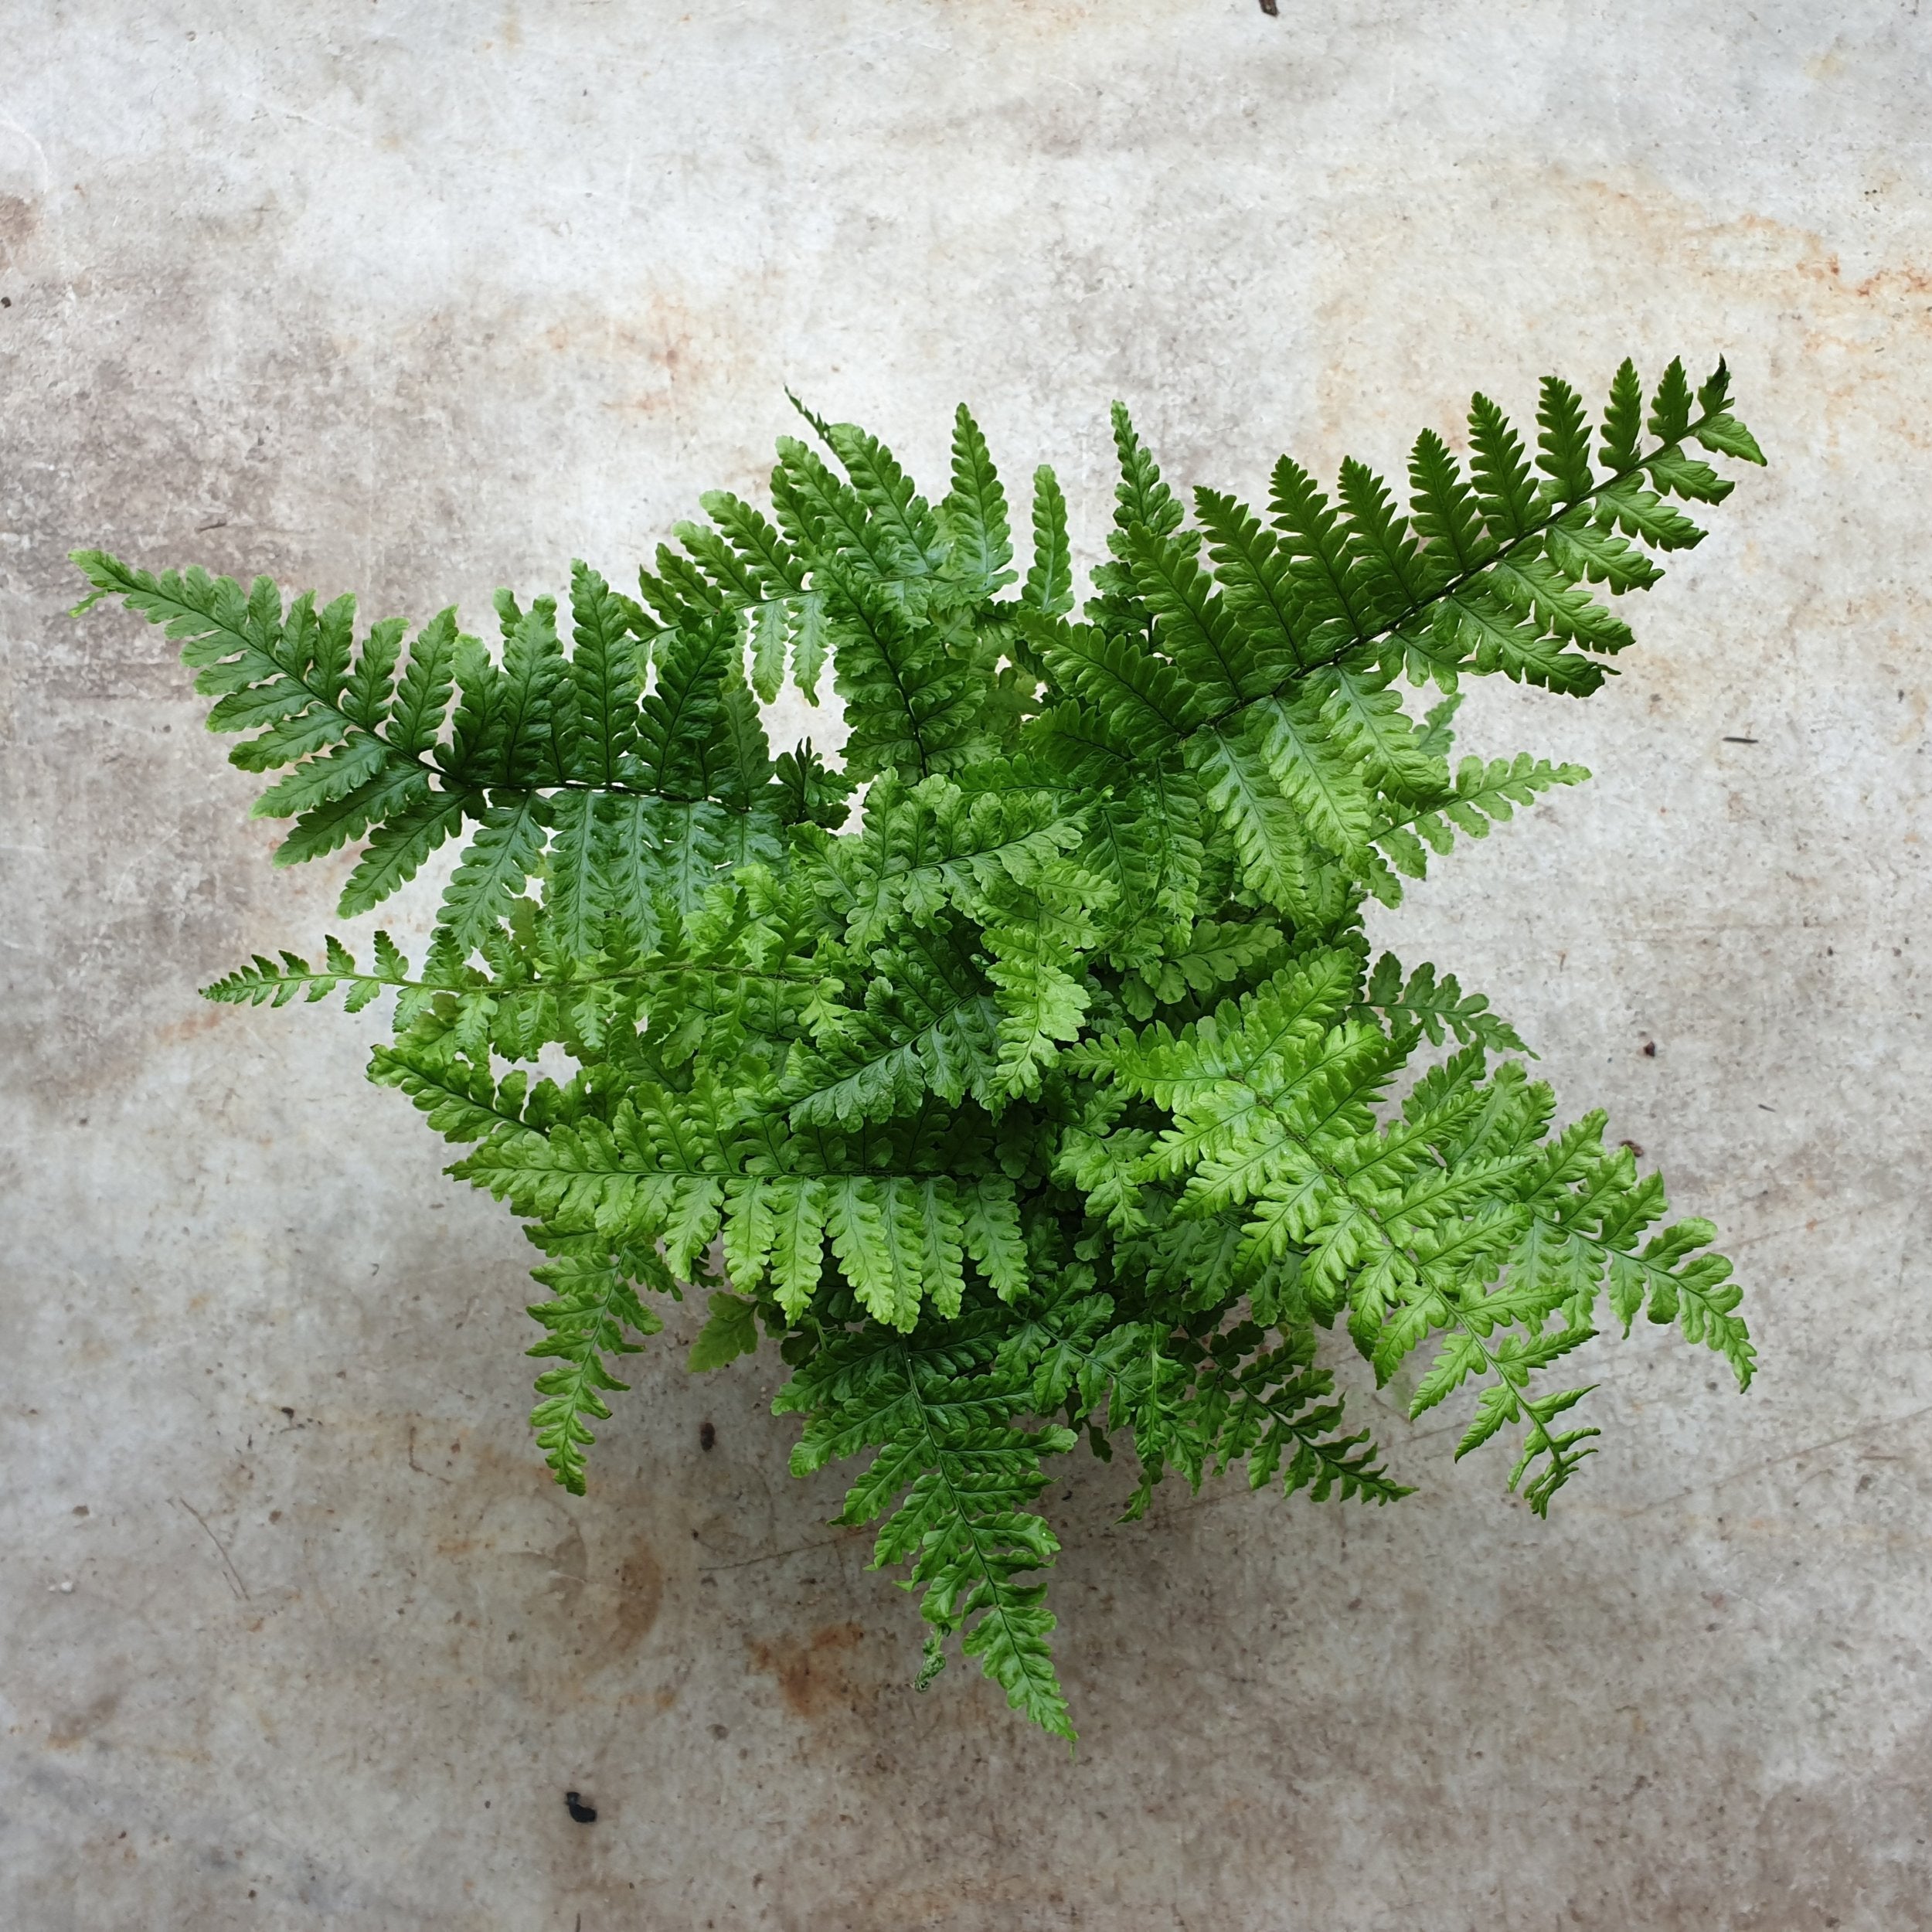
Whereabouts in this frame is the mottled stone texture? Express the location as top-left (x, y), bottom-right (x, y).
top-left (2, 2), bottom-right (1928, 1926)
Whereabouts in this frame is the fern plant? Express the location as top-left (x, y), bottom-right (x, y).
top-left (74, 356), bottom-right (1763, 1742)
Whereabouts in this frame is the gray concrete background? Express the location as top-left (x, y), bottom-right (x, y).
top-left (3, 2), bottom-right (1929, 1926)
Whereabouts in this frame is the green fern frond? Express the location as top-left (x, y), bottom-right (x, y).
top-left (779, 1308), bottom-right (1077, 1741)
top-left (526, 1230), bottom-right (666, 1494)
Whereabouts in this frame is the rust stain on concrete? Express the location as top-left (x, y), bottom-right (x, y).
top-left (747, 1619), bottom-right (869, 1719)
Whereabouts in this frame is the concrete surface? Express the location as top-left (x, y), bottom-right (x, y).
top-left (3, 3), bottom-right (1930, 1927)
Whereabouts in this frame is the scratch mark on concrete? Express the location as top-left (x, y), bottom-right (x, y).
top-left (406, 1423), bottom-right (453, 1485)
top-left (1723, 1189), bottom-right (1923, 1252)
top-left (697, 1535), bottom-right (852, 1576)
top-left (1627, 1400), bottom-right (1932, 1519)
top-left (176, 1495), bottom-right (250, 1600)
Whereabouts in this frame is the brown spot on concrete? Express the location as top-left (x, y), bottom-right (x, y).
top-left (0, 192), bottom-right (37, 264)
top-left (611, 1539), bottom-right (663, 1652)
top-left (747, 1621), bottom-right (866, 1720)
top-left (47, 1688), bottom-right (122, 1750)
top-left (153, 1006), bottom-right (229, 1049)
